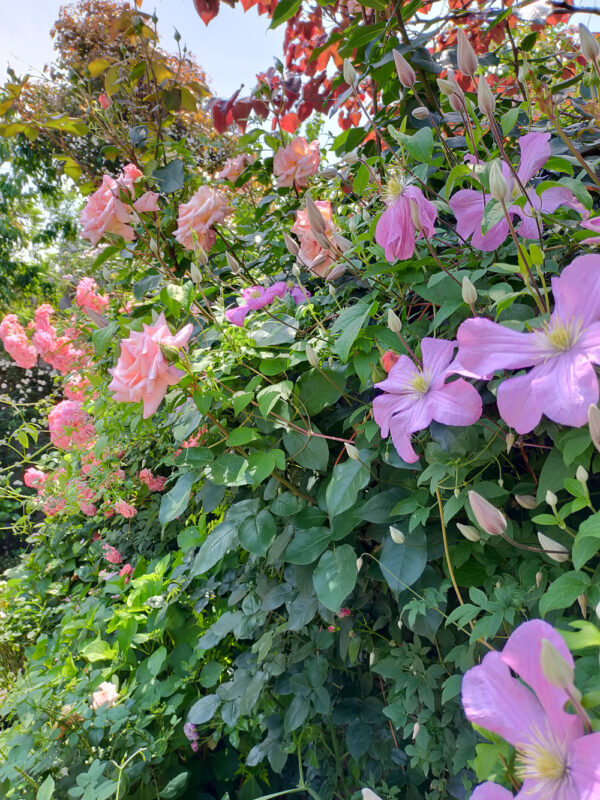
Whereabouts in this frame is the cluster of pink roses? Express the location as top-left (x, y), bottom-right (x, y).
top-left (273, 136), bottom-right (320, 189)
top-left (80, 164), bottom-right (159, 246)
top-left (0, 314), bottom-right (37, 369)
top-left (174, 186), bottom-right (232, 253)
top-left (48, 400), bottom-right (95, 451)
top-left (225, 281), bottom-right (310, 327)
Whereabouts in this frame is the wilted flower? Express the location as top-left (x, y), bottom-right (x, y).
top-left (376, 176), bottom-right (437, 262)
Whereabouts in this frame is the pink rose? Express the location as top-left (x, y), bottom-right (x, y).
top-left (24, 468), bottom-right (48, 492)
top-left (291, 202), bottom-right (346, 280)
top-left (79, 164), bottom-right (148, 246)
top-left (98, 93), bottom-right (112, 109)
top-left (114, 500), bottom-right (137, 518)
top-left (103, 544), bottom-right (123, 564)
top-left (63, 373), bottom-right (91, 401)
top-left (48, 400), bottom-right (95, 450)
top-left (133, 191), bottom-right (160, 213)
top-left (216, 154), bottom-right (254, 182)
top-left (139, 468), bottom-right (167, 491)
top-left (174, 186), bottom-right (232, 252)
top-left (75, 277), bottom-right (109, 313)
top-left (0, 314), bottom-right (37, 369)
top-left (108, 313), bottom-right (193, 418)
top-left (273, 137), bottom-right (320, 189)
top-left (90, 681), bottom-right (119, 710)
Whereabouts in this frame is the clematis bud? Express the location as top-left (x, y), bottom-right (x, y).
top-left (540, 638), bottom-right (574, 689)
top-left (320, 167), bottom-right (338, 179)
top-left (305, 194), bottom-right (328, 236)
top-left (545, 490), bottom-right (558, 509)
top-left (412, 722), bottom-right (421, 740)
top-left (477, 77), bottom-right (496, 116)
top-left (305, 344), bottom-right (319, 367)
top-left (283, 232), bottom-right (299, 256)
top-left (225, 251), bottom-right (240, 272)
top-left (412, 106), bottom-right (429, 120)
top-left (578, 594), bottom-right (588, 618)
top-left (369, 651), bottom-right (375, 666)
top-left (457, 29), bottom-right (478, 77)
top-left (468, 490), bottom-right (507, 535)
top-left (506, 432), bottom-right (515, 453)
top-left (387, 308), bottom-right (402, 333)
top-left (343, 58), bottom-right (358, 85)
top-left (437, 77), bottom-right (455, 96)
top-left (345, 443), bottom-right (361, 461)
top-left (515, 494), bottom-right (537, 509)
top-left (449, 93), bottom-right (464, 112)
top-left (343, 151), bottom-right (359, 165)
top-left (389, 526), bottom-right (405, 544)
top-left (457, 523), bottom-right (481, 542)
top-left (461, 276), bottom-right (477, 306)
top-left (588, 404), bottom-right (600, 451)
top-left (489, 161), bottom-right (510, 203)
top-left (332, 231), bottom-right (352, 252)
top-left (190, 263), bottom-right (202, 285)
top-left (356, 556), bottom-right (363, 572)
top-left (362, 791), bottom-right (384, 800)
top-left (537, 532), bottom-right (569, 563)
top-left (576, 465), bottom-right (589, 485)
top-left (579, 24), bottom-right (600, 63)
top-left (196, 246), bottom-right (209, 266)
top-left (393, 50), bottom-right (416, 88)
top-left (381, 350), bottom-right (400, 373)
top-left (536, 571), bottom-right (543, 588)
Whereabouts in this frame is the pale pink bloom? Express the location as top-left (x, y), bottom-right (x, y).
top-left (462, 619), bottom-right (600, 800)
top-left (291, 202), bottom-right (346, 280)
top-left (48, 400), bottom-right (95, 450)
top-left (32, 305), bottom-right (87, 374)
top-left (0, 314), bottom-right (37, 369)
top-left (376, 183), bottom-right (437, 262)
top-left (456, 255), bottom-right (600, 433)
top-left (467, 490), bottom-right (507, 536)
top-left (91, 681), bottom-right (119, 710)
top-left (139, 469), bottom-right (167, 491)
top-left (108, 313), bottom-right (193, 418)
top-left (174, 186), bottom-right (232, 252)
top-left (119, 563), bottom-right (133, 582)
top-left (98, 93), bottom-right (112, 109)
top-left (80, 175), bottom-right (136, 245)
top-left (24, 468), bottom-right (48, 492)
top-left (118, 164), bottom-right (143, 193)
top-left (114, 500), bottom-right (137, 518)
top-left (273, 137), bottom-right (320, 189)
top-left (64, 373), bottom-right (91, 401)
top-left (174, 427), bottom-right (208, 455)
top-left (75, 277), bottom-right (109, 313)
top-left (216, 154), bottom-right (254, 182)
top-left (103, 544), bottom-right (123, 564)
top-left (449, 133), bottom-right (586, 251)
top-left (373, 338), bottom-right (482, 463)
top-left (225, 305), bottom-right (251, 326)
top-left (43, 497), bottom-right (66, 517)
top-left (133, 192), bottom-right (160, 214)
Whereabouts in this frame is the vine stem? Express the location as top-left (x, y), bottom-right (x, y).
top-left (435, 487), bottom-right (465, 607)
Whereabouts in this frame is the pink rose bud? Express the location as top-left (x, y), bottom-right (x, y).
top-left (467, 490), bottom-right (507, 536)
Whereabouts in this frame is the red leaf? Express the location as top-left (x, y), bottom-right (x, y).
top-left (193, 0), bottom-right (220, 25)
top-left (280, 113), bottom-right (300, 133)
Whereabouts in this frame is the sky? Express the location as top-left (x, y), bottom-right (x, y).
top-left (0, 0), bottom-right (285, 98)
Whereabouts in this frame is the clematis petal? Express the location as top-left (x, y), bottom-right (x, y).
top-left (421, 337), bottom-right (456, 381)
top-left (577, 321), bottom-right (600, 366)
top-left (516, 131), bottom-right (551, 184)
top-left (539, 186), bottom-right (580, 216)
top-left (375, 355), bottom-right (420, 394)
top-left (551, 255), bottom-right (600, 326)
top-left (570, 732), bottom-right (600, 799)
top-left (387, 399), bottom-right (432, 463)
top-left (225, 305), bottom-right (251, 327)
top-left (456, 318), bottom-right (541, 375)
top-left (430, 378), bottom-right (482, 427)
top-left (461, 651), bottom-right (548, 749)
top-left (501, 620), bottom-right (583, 744)
top-left (471, 784), bottom-right (514, 800)
top-left (496, 371), bottom-right (546, 434)
top-left (449, 189), bottom-right (486, 240)
top-left (511, 202), bottom-right (540, 240)
top-left (373, 392), bottom-right (417, 438)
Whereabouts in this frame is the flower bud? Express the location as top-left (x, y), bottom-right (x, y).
top-left (387, 308), bottom-right (402, 333)
top-left (506, 432), bottom-right (515, 453)
top-left (189, 263), bottom-right (202, 285)
top-left (576, 465), bottom-right (589, 485)
top-left (468, 490), bottom-right (507, 535)
top-left (588, 404), bottom-right (600, 451)
top-left (292, 263), bottom-right (301, 278)
top-left (381, 350), bottom-right (400, 373)
top-left (283, 231), bottom-right (299, 256)
top-left (449, 93), bottom-right (464, 112)
top-left (343, 58), bottom-right (358, 85)
top-left (457, 28), bottom-right (478, 77)
top-left (536, 571), bottom-right (543, 588)
top-left (437, 77), bottom-right (455, 96)
top-left (356, 556), bottom-right (363, 572)
top-left (196, 245), bottom-right (209, 266)
top-left (342, 151), bottom-right (359, 165)
top-left (545, 490), bottom-right (558, 509)
top-left (225, 251), bottom-right (240, 272)
top-left (345, 442), bottom-right (361, 461)
top-left (409, 199), bottom-right (423, 232)
top-left (319, 167), bottom-right (338, 179)
top-left (389, 525), bottom-right (405, 544)
top-left (489, 160), bottom-right (510, 203)
top-left (537, 532), bottom-right (569, 563)
top-left (393, 50), bottom-right (416, 88)
top-left (578, 594), bottom-right (588, 618)
top-left (332, 231), bottom-right (352, 252)
top-left (362, 791), bottom-right (383, 800)
top-left (515, 494), bottom-right (537, 510)
top-left (540, 638), bottom-right (574, 689)
top-left (461, 276), bottom-right (477, 306)
top-left (369, 651), bottom-right (375, 666)
top-left (579, 24), bottom-right (600, 63)
top-left (477, 77), bottom-right (496, 116)
top-left (457, 523), bottom-right (481, 542)
top-left (305, 344), bottom-right (319, 367)
top-left (305, 194), bottom-right (328, 236)
top-left (412, 722), bottom-right (421, 740)
top-left (412, 106), bottom-right (429, 120)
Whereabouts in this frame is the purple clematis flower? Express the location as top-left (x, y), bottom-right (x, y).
top-left (373, 337), bottom-right (482, 463)
top-left (449, 132), bottom-right (586, 252)
top-left (375, 179), bottom-right (437, 262)
top-left (462, 619), bottom-right (600, 800)
top-left (225, 282), bottom-right (310, 327)
top-left (580, 216), bottom-right (600, 245)
top-left (456, 254), bottom-right (600, 434)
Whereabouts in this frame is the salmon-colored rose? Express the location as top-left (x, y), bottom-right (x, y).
top-left (273, 137), bottom-right (320, 189)
top-left (91, 681), bottom-right (119, 711)
top-left (98, 93), bottom-right (112, 109)
top-left (174, 186), bottom-right (232, 252)
top-left (291, 201), bottom-right (346, 280)
top-left (108, 313), bottom-right (193, 418)
top-left (217, 154), bottom-right (254, 182)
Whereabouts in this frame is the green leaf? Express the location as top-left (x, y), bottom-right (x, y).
top-left (147, 646), bottom-right (167, 677)
top-left (160, 773), bottom-right (189, 799)
top-left (152, 159), bottom-right (185, 193)
top-left (227, 427), bottom-right (261, 446)
top-left (284, 526), bottom-right (333, 565)
top-left (312, 545), bottom-right (358, 612)
top-left (297, 368), bottom-right (346, 414)
top-left (326, 460), bottom-right (370, 518)
top-left (539, 571), bottom-right (590, 617)
top-left (191, 521), bottom-right (238, 576)
top-left (284, 694), bottom-right (310, 732)
top-left (283, 427), bottom-right (329, 471)
top-left (37, 776), bottom-right (55, 800)
top-left (257, 381), bottom-right (292, 416)
top-left (206, 453), bottom-right (249, 486)
top-left (331, 302), bottom-right (372, 362)
top-left (88, 58), bottom-right (111, 77)
top-left (246, 449), bottom-right (285, 485)
top-left (239, 509), bottom-right (276, 556)
top-left (200, 661), bottom-right (224, 688)
top-left (81, 639), bottom-right (116, 662)
top-left (379, 528), bottom-right (427, 593)
top-left (390, 126), bottom-right (434, 163)
top-left (270, 0), bottom-right (301, 27)
top-left (187, 694), bottom-right (221, 724)
top-left (249, 318), bottom-right (298, 346)
top-left (91, 322), bottom-right (117, 356)
top-left (573, 512), bottom-right (600, 570)
top-left (500, 107), bottom-right (519, 136)
top-left (159, 472), bottom-right (196, 526)
top-left (481, 198), bottom-right (505, 235)
top-left (353, 163), bottom-right (370, 194)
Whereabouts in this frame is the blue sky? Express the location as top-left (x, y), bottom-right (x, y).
top-left (0, 0), bottom-right (285, 98)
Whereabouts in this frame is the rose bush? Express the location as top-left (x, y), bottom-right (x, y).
top-left (1, 3), bottom-right (600, 800)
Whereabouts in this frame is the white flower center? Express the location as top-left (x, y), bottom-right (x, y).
top-left (538, 317), bottom-right (582, 355)
top-left (515, 726), bottom-right (571, 797)
top-left (410, 372), bottom-right (430, 394)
